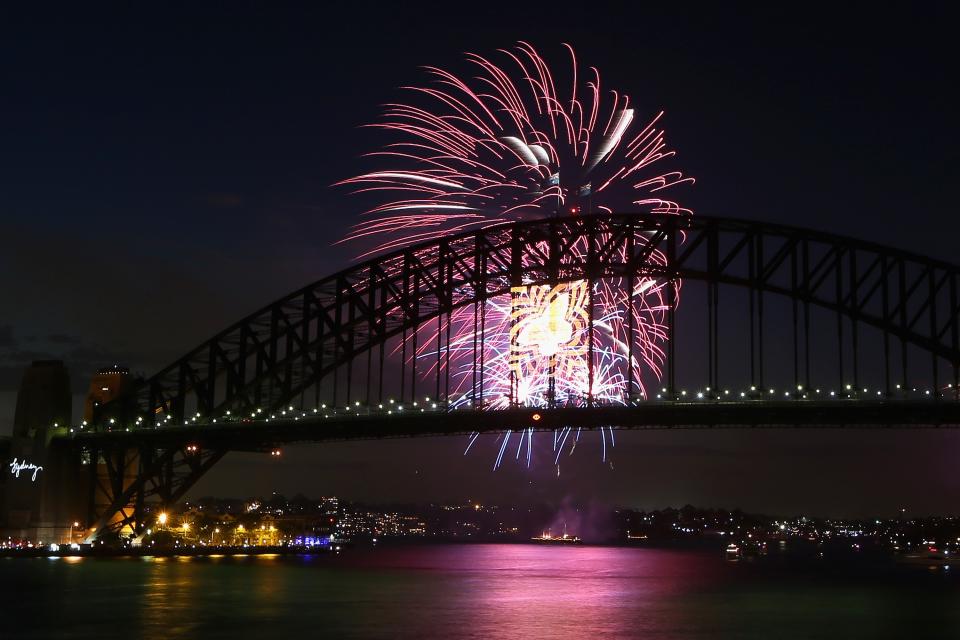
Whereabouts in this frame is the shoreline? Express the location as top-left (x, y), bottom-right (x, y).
top-left (0, 537), bottom-right (919, 560)
top-left (0, 538), bottom-right (726, 559)
top-left (0, 544), bottom-right (339, 559)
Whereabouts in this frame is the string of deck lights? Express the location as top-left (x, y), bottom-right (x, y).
top-left (60, 383), bottom-right (960, 435)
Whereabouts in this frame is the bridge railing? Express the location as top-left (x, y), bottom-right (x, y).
top-left (68, 380), bottom-right (960, 438)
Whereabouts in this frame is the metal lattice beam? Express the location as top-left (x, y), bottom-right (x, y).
top-left (94, 213), bottom-right (960, 427)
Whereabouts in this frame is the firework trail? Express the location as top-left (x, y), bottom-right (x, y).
top-left (338, 42), bottom-right (693, 468)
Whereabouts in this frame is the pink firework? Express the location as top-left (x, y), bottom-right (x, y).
top-left (338, 42), bottom-right (693, 467)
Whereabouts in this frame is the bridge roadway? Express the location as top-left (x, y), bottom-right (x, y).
top-left (59, 400), bottom-right (960, 452)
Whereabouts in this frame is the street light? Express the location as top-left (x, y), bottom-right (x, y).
top-left (158, 512), bottom-right (168, 527)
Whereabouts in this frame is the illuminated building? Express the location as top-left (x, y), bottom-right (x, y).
top-left (230, 517), bottom-right (281, 546)
top-left (84, 365), bottom-right (133, 422)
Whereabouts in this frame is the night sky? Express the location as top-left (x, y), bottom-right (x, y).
top-left (1, 4), bottom-right (957, 517)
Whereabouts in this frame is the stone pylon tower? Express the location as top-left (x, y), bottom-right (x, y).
top-left (1, 361), bottom-right (78, 543)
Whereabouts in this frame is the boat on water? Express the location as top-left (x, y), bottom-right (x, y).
top-left (724, 540), bottom-right (767, 560)
top-left (896, 545), bottom-right (952, 567)
top-left (532, 525), bottom-right (582, 544)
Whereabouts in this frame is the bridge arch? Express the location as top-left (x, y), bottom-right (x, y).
top-left (74, 212), bottom-right (960, 539)
top-left (94, 212), bottom-right (960, 428)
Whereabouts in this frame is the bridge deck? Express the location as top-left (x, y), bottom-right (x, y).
top-left (60, 401), bottom-right (960, 451)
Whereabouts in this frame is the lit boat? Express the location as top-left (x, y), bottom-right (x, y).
top-left (725, 543), bottom-right (741, 561)
top-left (896, 545), bottom-right (952, 567)
top-left (532, 529), bottom-right (581, 544)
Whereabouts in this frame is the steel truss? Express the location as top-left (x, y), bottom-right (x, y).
top-left (82, 443), bottom-right (226, 541)
top-left (95, 213), bottom-right (960, 426)
top-left (76, 213), bottom-right (960, 537)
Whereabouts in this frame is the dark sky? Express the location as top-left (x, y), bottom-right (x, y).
top-left (1, 3), bottom-right (958, 518)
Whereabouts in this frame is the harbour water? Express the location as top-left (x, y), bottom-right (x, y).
top-left (3, 544), bottom-right (959, 639)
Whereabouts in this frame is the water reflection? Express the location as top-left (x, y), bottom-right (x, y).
top-left (142, 555), bottom-right (203, 637)
top-left (454, 545), bottom-right (702, 638)
top-left (3, 545), bottom-right (960, 639)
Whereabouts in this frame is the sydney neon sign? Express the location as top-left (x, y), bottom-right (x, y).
top-left (8, 458), bottom-right (43, 482)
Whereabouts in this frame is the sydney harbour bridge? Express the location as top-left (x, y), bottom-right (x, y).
top-left (37, 212), bottom-right (960, 540)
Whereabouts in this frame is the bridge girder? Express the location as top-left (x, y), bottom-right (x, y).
top-left (73, 401), bottom-right (960, 452)
top-left (71, 212), bottom-right (960, 539)
top-left (80, 443), bottom-right (226, 542)
top-left (94, 213), bottom-right (960, 428)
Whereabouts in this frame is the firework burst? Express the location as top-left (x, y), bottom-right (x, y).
top-left (338, 42), bottom-right (693, 468)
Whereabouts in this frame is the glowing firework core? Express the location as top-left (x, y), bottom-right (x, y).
top-left (510, 282), bottom-right (591, 405)
top-left (515, 288), bottom-right (577, 358)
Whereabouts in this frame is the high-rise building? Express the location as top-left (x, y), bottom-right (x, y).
top-left (84, 365), bottom-right (133, 422)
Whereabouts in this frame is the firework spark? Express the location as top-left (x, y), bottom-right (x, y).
top-left (339, 43), bottom-right (693, 468)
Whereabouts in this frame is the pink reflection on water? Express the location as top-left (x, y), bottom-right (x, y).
top-left (336, 544), bottom-right (726, 639)
top-left (13, 544), bottom-right (951, 638)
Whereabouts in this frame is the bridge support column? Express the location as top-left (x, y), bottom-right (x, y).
top-left (83, 444), bottom-right (226, 542)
